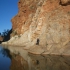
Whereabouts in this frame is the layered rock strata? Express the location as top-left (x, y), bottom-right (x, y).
top-left (3, 0), bottom-right (70, 54)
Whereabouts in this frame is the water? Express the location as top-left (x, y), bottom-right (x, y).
top-left (0, 45), bottom-right (70, 70)
top-left (0, 46), bottom-right (11, 70)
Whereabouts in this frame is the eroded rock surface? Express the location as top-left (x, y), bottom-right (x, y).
top-left (60, 0), bottom-right (70, 5)
top-left (3, 0), bottom-right (70, 54)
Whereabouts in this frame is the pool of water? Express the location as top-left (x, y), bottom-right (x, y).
top-left (0, 46), bottom-right (11, 70)
top-left (0, 45), bottom-right (70, 70)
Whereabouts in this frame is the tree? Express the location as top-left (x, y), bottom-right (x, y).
top-left (0, 33), bottom-right (1, 36)
top-left (2, 29), bottom-right (9, 37)
top-left (3, 29), bottom-right (12, 41)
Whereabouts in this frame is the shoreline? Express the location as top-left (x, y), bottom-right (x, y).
top-left (1, 43), bottom-right (70, 56)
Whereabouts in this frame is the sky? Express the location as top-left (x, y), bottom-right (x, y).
top-left (0, 0), bottom-right (19, 33)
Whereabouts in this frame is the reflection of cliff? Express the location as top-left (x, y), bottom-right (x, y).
top-left (10, 54), bottom-right (29, 70)
top-left (29, 54), bottom-right (70, 70)
top-left (10, 53), bottom-right (70, 70)
top-left (3, 46), bottom-right (70, 70)
top-left (0, 36), bottom-right (3, 43)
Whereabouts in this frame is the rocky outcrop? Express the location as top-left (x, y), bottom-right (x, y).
top-left (3, 0), bottom-right (70, 54)
top-left (60, 0), bottom-right (70, 5)
top-left (0, 36), bottom-right (3, 43)
top-left (0, 36), bottom-right (3, 41)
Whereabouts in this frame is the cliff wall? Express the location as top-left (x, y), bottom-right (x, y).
top-left (0, 36), bottom-right (3, 43)
top-left (5, 0), bottom-right (70, 54)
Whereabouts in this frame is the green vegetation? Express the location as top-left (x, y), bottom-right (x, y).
top-left (0, 29), bottom-right (12, 42)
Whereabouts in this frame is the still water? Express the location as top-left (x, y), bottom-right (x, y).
top-left (0, 46), bottom-right (11, 70)
top-left (0, 45), bottom-right (70, 70)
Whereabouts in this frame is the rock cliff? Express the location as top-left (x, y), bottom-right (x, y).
top-left (3, 0), bottom-right (70, 54)
top-left (0, 36), bottom-right (3, 43)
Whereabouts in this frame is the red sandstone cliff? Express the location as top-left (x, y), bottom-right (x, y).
top-left (0, 36), bottom-right (3, 42)
top-left (3, 0), bottom-right (70, 54)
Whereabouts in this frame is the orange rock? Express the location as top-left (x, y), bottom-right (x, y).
top-left (0, 36), bottom-right (3, 41)
top-left (8, 0), bottom-right (70, 54)
top-left (60, 0), bottom-right (70, 5)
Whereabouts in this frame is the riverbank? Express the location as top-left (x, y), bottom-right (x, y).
top-left (1, 41), bottom-right (70, 56)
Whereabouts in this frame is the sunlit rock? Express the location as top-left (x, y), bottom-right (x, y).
top-left (5, 0), bottom-right (70, 54)
top-left (60, 0), bottom-right (70, 5)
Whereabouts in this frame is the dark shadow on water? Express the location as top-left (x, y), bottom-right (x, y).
top-left (1, 48), bottom-right (12, 59)
top-left (0, 46), bottom-right (11, 70)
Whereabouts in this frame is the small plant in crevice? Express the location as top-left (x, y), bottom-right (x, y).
top-left (30, 5), bottom-right (35, 10)
top-left (46, 43), bottom-right (48, 46)
top-left (67, 11), bottom-right (70, 15)
top-left (18, 35), bottom-right (21, 38)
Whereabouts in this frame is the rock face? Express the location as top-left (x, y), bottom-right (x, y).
top-left (6, 0), bottom-right (70, 54)
top-left (60, 0), bottom-right (70, 5)
top-left (0, 36), bottom-right (3, 43)
top-left (0, 36), bottom-right (3, 41)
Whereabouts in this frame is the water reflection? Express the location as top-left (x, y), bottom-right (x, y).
top-left (10, 54), bottom-right (29, 70)
top-left (0, 47), bottom-right (12, 58)
top-left (29, 54), bottom-right (70, 70)
top-left (0, 46), bottom-right (11, 70)
top-left (2, 46), bottom-right (70, 70)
